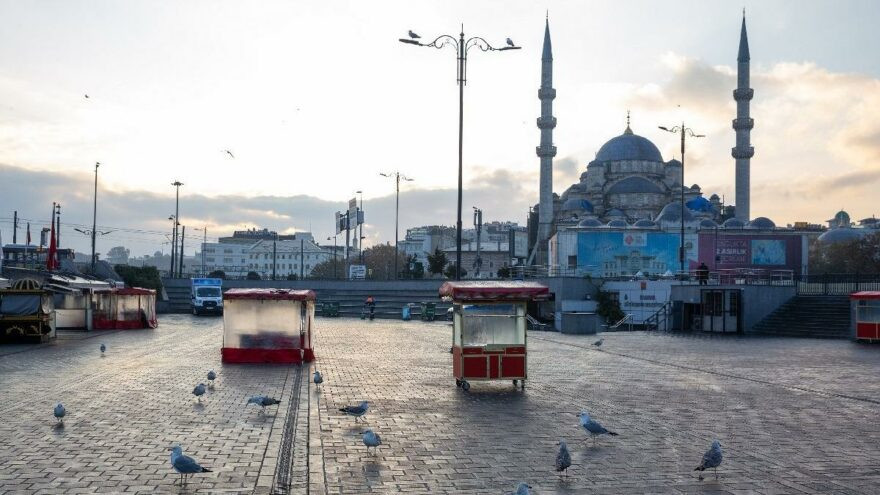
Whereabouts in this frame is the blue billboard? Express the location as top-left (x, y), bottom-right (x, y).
top-left (576, 232), bottom-right (698, 277)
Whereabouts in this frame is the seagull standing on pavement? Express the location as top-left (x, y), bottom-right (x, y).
top-left (555, 440), bottom-right (571, 477)
top-left (592, 338), bottom-right (603, 348)
top-left (313, 370), bottom-right (323, 387)
top-left (694, 440), bottom-right (723, 480)
top-left (339, 401), bottom-right (370, 422)
top-left (510, 482), bottom-right (531, 495)
top-left (170, 445), bottom-right (212, 486)
top-left (408, 30), bottom-right (420, 39)
top-left (192, 383), bottom-right (206, 402)
top-left (579, 412), bottom-right (618, 444)
top-left (100, 343), bottom-right (106, 355)
top-left (247, 395), bottom-right (281, 413)
top-left (54, 403), bottom-right (66, 424)
top-left (362, 429), bottom-right (382, 454)
top-left (207, 370), bottom-right (216, 386)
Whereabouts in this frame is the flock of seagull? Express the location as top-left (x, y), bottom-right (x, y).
top-left (49, 337), bottom-right (723, 492)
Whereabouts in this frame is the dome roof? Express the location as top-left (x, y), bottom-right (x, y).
top-left (656, 201), bottom-right (695, 222)
top-left (607, 176), bottom-right (664, 195)
top-left (828, 210), bottom-right (851, 227)
top-left (561, 198), bottom-right (594, 212)
top-left (606, 208), bottom-right (626, 218)
top-left (747, 217), bottom-right (776, 229)
top-left (721, 218), bottom-right (745, 229)
top-left (595, 127), bottom-right (663, 163)
top-left (577, 218), bottom-right (603, 228)
top-left (632, 219), bottom-right (657, 228)
top-left (606, 219), bottom-right (628, 228)
top-left (818, 227), bottom-right (865, 244)
top-left (700, 219), bottom-right (719, 228)
top-left (686, 196), bottom-right (713, 212)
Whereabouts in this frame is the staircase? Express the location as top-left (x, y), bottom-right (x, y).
top-left (164, 284), bottom-right (192, 314)
top-left (752, 295), bottom-right (851, 339)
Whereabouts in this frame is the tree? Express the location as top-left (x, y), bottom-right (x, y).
top-left (310, 258), bottom-right (347, 279)
top-left (246, 271), bottom-right (262, 280)
top-left (208, 270), bottom-right (226, 279)
top-left (286, 273), bottom-right (298, 280)
top-left (497, 266), bottom-right (511, 278)
top-left (401, 255), bottom-right (424, 279)
top-left (114, 265), bottom-right (162, 291)
top-left (363, 243), bottom-right (407, 280)
top-left (809, 232), bottom-right (880, 274)
top-left (106, 246), bottom-right (130, 263)
top-left (444, 262), bottom-right (467, 279)
top-left (427, 248), bottom-right (448, 277)
top-left (596, 289), bottom-right (625, 324)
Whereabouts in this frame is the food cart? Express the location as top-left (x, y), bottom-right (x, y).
top-left (440, 281), bottom-right (550, 391)
top-left (0, 287), bottom-right (56, 343)
top-left (221, 288), bottom-right (315, 364)
top-left (851, 291), bottom-right (880, 342)
top-left (92, 287), bottom-right (158, 330)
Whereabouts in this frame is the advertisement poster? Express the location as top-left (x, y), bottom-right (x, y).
top-left (697, 233), bottom-right (802, 273)
top-left (576, 232), bottom-right (698, 277)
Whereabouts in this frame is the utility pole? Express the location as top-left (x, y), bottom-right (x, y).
top-left (171, 180), bottom-right (183, 277)
top-left (473, 207), bottom-right (483, 278)
top-left (12, 210), bottom-right (17, 244)
top-left (344, 210), bottom-right (350, 263)
top-left (380, 171), bottom-right (414, 279)
top-left (300, 238), bottom-right (304, 280)
top-left (55, 203), bottom-right (61, 248)
top-left (179, 225), bottom-right (186, 276)
top-left (272, 233), bottom-right (277, 280)
top-left (91, 162), bottom-right (100, 273)
top-left (202, 226), bottom-right (207, 276)
top-left (356, 190), bottom-right (365, 263)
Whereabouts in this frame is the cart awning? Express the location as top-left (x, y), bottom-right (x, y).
top-left (93, 287), bottom-right (156, 295)
top-left (224, 288), bottom-right (317, 301)
top-left (852, 291), bottom-right (880, 300)
top-left (439, 281), bottom-right (550, 302)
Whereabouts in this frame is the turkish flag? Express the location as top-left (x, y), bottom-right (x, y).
top-left (47, 205), bottom-right (58, 270)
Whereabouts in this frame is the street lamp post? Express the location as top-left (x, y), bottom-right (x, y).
top-left (658, 123), bottom-right (704, 275)
top-left (380, 171), bottom-right (413, 280)
top-left (327, 235), bottom-right (338, 279)
top-left (171, 180), bottom-right (183, 277)
top-left (356, 190), bottom-right (364, 263)
top-left (400, 27), bottom-right (520, 280)
top-left (91, 162), bottom-right (100, 273)
top-left (167, 215), bottom-right (176, 275)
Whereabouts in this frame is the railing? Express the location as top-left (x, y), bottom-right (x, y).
top-left (645, 302), bottom-right (671, 331)
top-left (796, 273), bottom-right (880, 295)
top-left (605, 313), bottom-right (633, 332)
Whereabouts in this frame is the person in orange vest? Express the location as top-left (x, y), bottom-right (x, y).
top-left (365, 295), bottom-right (376, 319)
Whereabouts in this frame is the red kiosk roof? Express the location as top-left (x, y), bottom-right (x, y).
top-left (439, 281), bottom-right (550, 302)
top-left (852, 291), bottom-right (880, 300)
top-left (224, 288), bottom-right (317, 301)
top-left (94, 287), bottom-right (156, 295)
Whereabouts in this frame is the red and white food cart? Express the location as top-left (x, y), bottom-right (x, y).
top-left (440, 281), bottom-right (549, 391)
top-left (851, 291), bottom-right (880, 343)
top-left (92, 287), bottom-right (158, 330)
top-left (221, 288), bottom-right (316, 364)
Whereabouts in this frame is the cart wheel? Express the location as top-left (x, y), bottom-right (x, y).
top-left (455, 379), bottom-right (461, 387)
top-left (521, 381), bottom-right (525, 390)
top-left (461, 381), bottom-right (470, 392)
top-left (512, 380), bottom-right (518, 387)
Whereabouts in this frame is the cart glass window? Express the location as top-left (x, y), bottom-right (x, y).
top-left (223, 299), bottom-right (302, 349)
top-left (857, 301), bottom-right (880, 323)
top-left (460, 303), bottom-right (525, 346)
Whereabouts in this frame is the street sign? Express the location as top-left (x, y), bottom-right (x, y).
top-left (349, 264), bottom-right (366, 279)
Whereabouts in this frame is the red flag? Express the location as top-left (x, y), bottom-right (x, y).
top-left (47, 205), bottom-right (58, 270)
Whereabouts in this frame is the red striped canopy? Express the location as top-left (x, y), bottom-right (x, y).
top-left (439, 281), bottom-right (550, 302)
top-left (223, 288), bottom-right (316, 301)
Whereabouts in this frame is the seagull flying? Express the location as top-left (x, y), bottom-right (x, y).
top-left (192, 383), bottom-right (206, 402)
top-left (223, 150), bottom-right (235, 159)
top-left (207, 370), bottom-right (216, 384)
top-left (362, 429), bottom-right (382, 453)
top-left (100, 343), bottom-right (106, 354)
top-left (170, 445), bottom-right (212, 486)
top-left (506, 37), bottom-right (514, 47)
top-left (54, 403), bottom-right (66, 423)
top-left (339, 401), bottom-right (369, 422)
top-left (592, 338), bottom-right (603, 348)
top-left (579, 412), bottom-right (618, 444)
top-left (694, 440), bottom-right (723, 480)
top-left (408, 30), bottom-right (420, 39)
top-left (247, 395), bottom-right (281, 412)
top-left (555, 440), bottom-right (572, 477)
top-left (313, 370), bottom-right (323, 386)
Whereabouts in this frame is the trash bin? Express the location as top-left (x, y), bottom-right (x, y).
top-left (402, 305), bottom-right (412, 321)
top-left (420, 302), bottom-right (436, 321)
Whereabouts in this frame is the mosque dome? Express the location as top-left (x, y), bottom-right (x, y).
top-left (595, 126), bottom-right (663, 163)
top-left (828, 210), bottom-right (851, 228)
top-left (700, 219), bottom-right (719, 228)
top-left (818, 227), bottom-right (864, 244)
top-left (561, 198), bottom-right (594, 212)
top-left (607, 176), bottom-right (664, 195)
top-left (632, 219), bottom-right (657, 228)
top-left (606, 219), bottom-right (629, 228)
top-left (747, 217), bottom-right (776, 229)
top-left (577, 218), bottom-right (603, 228)
top-left (656, 201), bottom-right (695, 222)
top-left (685, 196), bottom-right (713, 212)
top-left (721, 218), bottom-right (745, 229)
top-left (606, 208), bottom-right (626, 218)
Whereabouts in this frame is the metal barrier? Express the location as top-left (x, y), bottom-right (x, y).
top-left (795, 273), bottom-right (880, 295)
top-left (645, 302), bottom-right (671, 331)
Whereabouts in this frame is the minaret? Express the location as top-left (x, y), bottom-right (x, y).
top-left (732, 12), bottom-right (754, 221)
top-left (536, 16), bottom-right (557, 245)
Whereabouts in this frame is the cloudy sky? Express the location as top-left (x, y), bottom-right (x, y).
top-left (1, 0), bottom-right (879, 256)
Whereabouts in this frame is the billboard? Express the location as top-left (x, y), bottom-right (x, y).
top-left (697, 233), bottom-right (803, 274)
top-left (576, 232), bottom-right (698, 277)
top-left (509, 230), bottom-right (529, 258)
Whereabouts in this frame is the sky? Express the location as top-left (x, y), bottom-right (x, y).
top-left (1, 0), bottom-right (880, 257)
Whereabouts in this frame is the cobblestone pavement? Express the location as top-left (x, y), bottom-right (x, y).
top-left (310, 319), bottom-right (880, 494)
top-left (3, 316), bottom-right (880, 494)
top-left (0, 315), bottom-right (307, 494)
